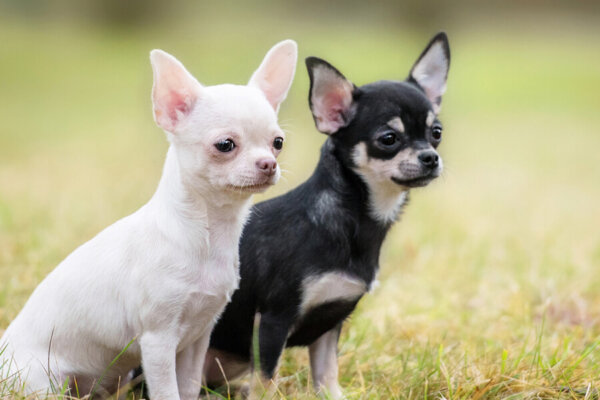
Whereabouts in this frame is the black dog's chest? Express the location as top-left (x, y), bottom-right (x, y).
top-left (287, 298), bottom-right (361, 347)
top-left (285, 271), bottom-right (369, 346)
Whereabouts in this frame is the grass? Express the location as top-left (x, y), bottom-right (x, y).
top-left (1, 5), bottom-right (600, 399)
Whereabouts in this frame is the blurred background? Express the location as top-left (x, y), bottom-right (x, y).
top-left (1, 1), bottom-right (599, 398)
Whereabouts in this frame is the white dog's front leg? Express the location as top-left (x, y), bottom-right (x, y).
top-left (176, 331), bottom-right (212, 400)
top-left (309, 324), bottom-right (344, 399)
top-left (140, 332), bottom-right (180, 400)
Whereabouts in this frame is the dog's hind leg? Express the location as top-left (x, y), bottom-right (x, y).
top-left (17, 358), bottom-right (63, 396)
top-left (309, 323), bottom-right (344, 399)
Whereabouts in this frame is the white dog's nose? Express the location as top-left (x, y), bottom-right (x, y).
top-left (256, 158), bottom-right (277, 176)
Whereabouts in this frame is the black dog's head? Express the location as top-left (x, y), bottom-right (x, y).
top-left (306, 33), bottom-right (450, 198)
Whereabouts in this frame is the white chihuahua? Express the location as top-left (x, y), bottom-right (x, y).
top-left (0, 40), bottom-right (297, 400)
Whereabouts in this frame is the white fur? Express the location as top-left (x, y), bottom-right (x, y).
top-left (0, 40), bottom-right (297, 400)
top-left (248, 40), bottom-right (297, 113)
top-left (299, 272), bottom-right (367, 316)
top-left (309, 328), bottom-right (344, 399)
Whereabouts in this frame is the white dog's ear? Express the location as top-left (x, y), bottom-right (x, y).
top-left (306, 57), bottom-right (356, 135)
top-left (409, 32), bottom-right (450, 114)
top-left (150, 49), bottom-right (202, 133)
top-left (248, 40), bottom-right (297, 112)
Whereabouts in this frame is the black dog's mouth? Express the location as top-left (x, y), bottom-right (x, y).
top-left (391, 174), bottom-right (437, 188)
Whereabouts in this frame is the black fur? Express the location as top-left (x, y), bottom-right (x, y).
top-left (208, 32), bottom-right (451, 385)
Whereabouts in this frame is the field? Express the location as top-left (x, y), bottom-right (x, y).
top-left (1, 5), bottom-right (600, 399)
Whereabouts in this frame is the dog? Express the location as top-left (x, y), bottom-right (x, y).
top-left (205, 33), bottom-right (450, 398)
top-left (0, 40), bottom-right (297, 399)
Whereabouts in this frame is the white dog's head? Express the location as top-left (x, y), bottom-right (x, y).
top-left (150, 40), bottom-right (297, 199)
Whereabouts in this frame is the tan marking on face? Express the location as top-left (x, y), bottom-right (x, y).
top-left (387, 117), bottom-right (405, 133)
top-left (351, 142), bottom-right (369, 168)
top-left (426, 111), bottom-right (435, 127)
top-left (351, 143), bottom-right (411, 223)
top-left (352, 143), bottom-right (416, 183)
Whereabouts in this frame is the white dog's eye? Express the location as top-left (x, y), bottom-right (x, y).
top-left (215, 139), bottom-right (235, 152)
top-left (432, 126), bottom-right (442, 141)
top-left (273, 137), bottom-right (284, 150)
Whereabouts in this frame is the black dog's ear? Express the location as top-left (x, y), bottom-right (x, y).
top-left (408, 32), bottom-right (450, 114)
top-left (306, 57), bottom-right (356, 135)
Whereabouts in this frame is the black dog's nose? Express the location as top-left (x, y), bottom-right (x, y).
top-left (418, 151), bottom-right (439, 169)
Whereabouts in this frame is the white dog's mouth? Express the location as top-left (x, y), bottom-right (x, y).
top-left (226, 182), bottom-right (273, 193)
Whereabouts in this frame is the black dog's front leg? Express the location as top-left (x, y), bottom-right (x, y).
top-left (247, 311), bottom-right (292, 398)
top-left (256, 312), bottom-right (291, 379)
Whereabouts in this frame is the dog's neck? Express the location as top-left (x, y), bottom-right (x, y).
top-left (149, 146), bottom-right (251, 245)
top-left (302, 140), bottom-right (407, 283)
top-left (321, 139), bottom-right (409, 230)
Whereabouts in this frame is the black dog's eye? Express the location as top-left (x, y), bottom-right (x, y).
top-left (273, 137), bottom-right (284, 150)
top-left (215, 139), bottom-right (235, 152)
top-left (432, 126), bottom-right (443, 141)
top-left (378, 133), bottom-right (397, 146)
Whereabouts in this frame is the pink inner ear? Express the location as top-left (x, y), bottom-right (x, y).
top-left (166, 90), bottom-right (192, 122)
top-left (154, 88), bottom-right (193, 130)
top-left (260, 82), bottom-right (280, 110)
top-left (325, 87), bottom-right (349, 109)
top-left (326, 106), bottom-right (345, 126)
top-left (315, 86), bottom-right (352, 133)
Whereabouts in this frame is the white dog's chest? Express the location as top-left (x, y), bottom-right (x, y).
top-left (175, 257), bottom-right (240, 348)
